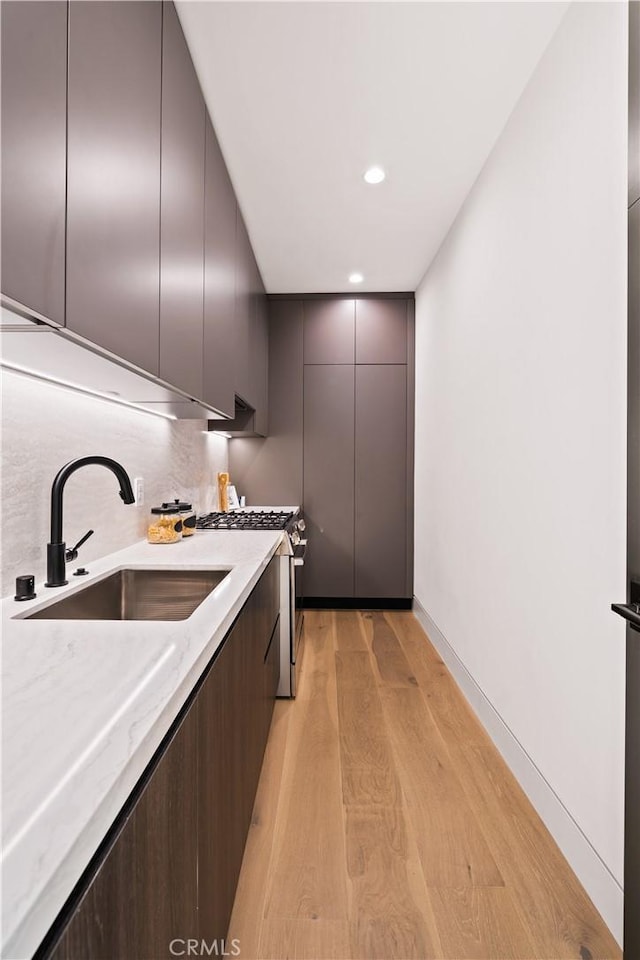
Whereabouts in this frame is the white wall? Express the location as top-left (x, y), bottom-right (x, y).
top-left (0, 369), bottom-right (228, 596)
top-left (414, 1), bottom-right (627, 940)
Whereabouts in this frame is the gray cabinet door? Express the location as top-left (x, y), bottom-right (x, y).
top-left (303, 364), bottom-right (355, 597)
top-left (234, 210), bottom-right (252, 405)
top-left (159, 1), bottom-right (205, 400)
top-left (229, 300), bottom-right (303, 505)
top-left (203, 119), bottom-right (237, 419)
top-left (304, 299), bottom-right (355, 364)
top-left (355, 298), bottom-right (408, 364)
top-left (630, 0), bottom-right (640, 208)
top-left (0, 1), bottom-right (67, 326)
top-left (66, 1), bottom-right (162, 374)
top-left (355, 365), bottom-right (407, 598)
top-left (249, 251), bottom-right (268, 435)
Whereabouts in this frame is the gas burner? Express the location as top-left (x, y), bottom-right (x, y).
top-left (196, 510), bottom-right (294, 531)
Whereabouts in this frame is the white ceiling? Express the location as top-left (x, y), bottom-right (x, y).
top-left (177, 1), bottom-right (568, 293)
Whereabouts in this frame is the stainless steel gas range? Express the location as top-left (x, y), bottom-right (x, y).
top-left (196, 508), bottom-right (306, 697)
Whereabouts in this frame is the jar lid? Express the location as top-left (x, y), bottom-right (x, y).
top-left (151, 506), bottom-right (179, 515)
top-left (162, 498), bottom-right (193, 511)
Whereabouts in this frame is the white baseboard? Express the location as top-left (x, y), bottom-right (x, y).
top-left (412, 596), bottom-right (623, 947)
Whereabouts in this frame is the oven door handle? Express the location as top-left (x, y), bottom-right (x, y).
top-left (293, 541), bottom-right (306, 566)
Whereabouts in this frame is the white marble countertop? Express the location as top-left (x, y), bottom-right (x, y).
top-left (1, 529), bottom-right (284, 960)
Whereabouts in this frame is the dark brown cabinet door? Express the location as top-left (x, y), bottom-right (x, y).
top-left (48, 709), bottom-right (198, 960)
top-left (355, 298), bottom-right (408, 364)
top-left (159, 1), bottom-right (205, 400)
top-left (0, 1), bottom-right (67, 326)
top-left (197, 558), bottom-right (278, 942)
top-left (203, 119), bottom-right (237, 418)
top-left (303, 298), bottom-right (355, 364)
top-left (66, 1), bottom-right (162, 374)
top-left (304, 364), bottom-right (355, 597)
top-left (355, 365), bottom-right (408, 597)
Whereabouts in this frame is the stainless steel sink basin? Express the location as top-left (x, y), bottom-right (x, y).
top-left (24, 568), bottom-right (231, 621)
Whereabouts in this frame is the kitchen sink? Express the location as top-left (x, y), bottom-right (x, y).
top-left (23, 568), bottom-right (231, 621)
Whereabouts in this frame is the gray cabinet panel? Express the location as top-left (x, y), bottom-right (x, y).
top-left (234, 211), bottom-right (252, 405)
top-left (159, 1), bottom-right (205, 400)
top-left (303, 299), bottom-right (355, 364)
top-left (229, 300), bottom-right (303, 506)
top-left (630, 1), bottom-right (640, 207)
top-left (233, 210), bottom-right (268, 433)
top-left (355, 365), bottom-right (407, 598)
top-left (303, 365), bottom-right (355, 597)
top-left (1, 1), bottom-right (67, 325)
top-left (66, 1), bottom-right (162, 374)
top-left (249, 260), bottom-right (269, 436)
top-left (355, 298), bottom-right (407, 364)
top-left (203, 119), bottom-right (237, 418)
top-left (629, 199), bottom-right (640, 582)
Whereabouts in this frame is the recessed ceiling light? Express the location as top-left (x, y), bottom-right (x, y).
top-left (364, 166), bottom-right (385, 184)
top-left (349, 272), bottom-right (364, 284)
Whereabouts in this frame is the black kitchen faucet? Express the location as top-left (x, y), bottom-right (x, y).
top-left (46, 456), bottom-right (135, 587)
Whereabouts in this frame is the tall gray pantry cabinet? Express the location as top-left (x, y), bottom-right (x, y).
top-left (228, 295), bottom-right (415, 604)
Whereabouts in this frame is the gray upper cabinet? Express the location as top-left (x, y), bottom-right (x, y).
top-left (249, 250), bottom-right (268, 436)
top-left (355, 365), bottom-right (408, 597)
top-left (66, 1), bottom-right (162, 374)
top-left (631, 0), bottom-right (640, 208)
top-left (234, 211), bottom-right (252, 406)
top-left (304, 364), bottom-right (355, 597)
top-left (203, 119), bottom-right (237, 419)
top-left (159, 2), bottom-right (205, 401)
top-left (0, 1), bottom-right (67, 326)
top-left (233, 209), bottom-right (268, 434)
top-left (303, 299), bottom-right (355, 364)
top-left (228, 300), bottom-right (303, 505)
top-left (355, 298), bottom-right (408, 364)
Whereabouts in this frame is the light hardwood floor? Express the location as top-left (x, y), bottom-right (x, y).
top-left (228, 610), bottom-right (621, 960)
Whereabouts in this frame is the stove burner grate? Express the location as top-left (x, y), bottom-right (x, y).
top-left (196, 510), bottom-right (294, 531)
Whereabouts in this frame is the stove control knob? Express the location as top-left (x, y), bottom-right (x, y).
top-left (297, 518), bottom-right (306, 533)
top-left (291, 529), bottom-right (301, 546)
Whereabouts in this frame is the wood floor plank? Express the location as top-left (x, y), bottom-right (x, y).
top-left (296, 609), bottom-right (336, 703)
top-left (256, 919), bottom-right (352, 960)
top-left (346, 804), bottom-right (442, 959)
top-left (429, 886), bottom-right (539, 960)
top-left (387, 611), bottom-right (489, 747)
top-left (336, 650), bottom-right (402, 806)
top-left (228, 701), bottom-right (293, 957)
top-left (261, 613), bottom-right (350, 922)
top-left (379, 685), bottom-right (504, 888)
top-left (361, 611), bottom-right (419, 687)
top-left (452, 743), bottom-right (622, 960)
top-left (334, 609), bottom-right (369, 651)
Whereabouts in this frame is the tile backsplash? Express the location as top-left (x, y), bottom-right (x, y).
top-left (0, 369), bottom-right (228, 596)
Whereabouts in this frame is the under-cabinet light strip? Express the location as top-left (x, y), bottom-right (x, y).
top-left (0, 359), bottom-right (178, 421)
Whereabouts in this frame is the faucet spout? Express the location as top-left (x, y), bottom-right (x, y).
top-left (46, 456), bottom-right (135, 587)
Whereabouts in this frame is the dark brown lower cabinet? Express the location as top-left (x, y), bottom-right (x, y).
top-left (42, 559), bottom-right (279, 960)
